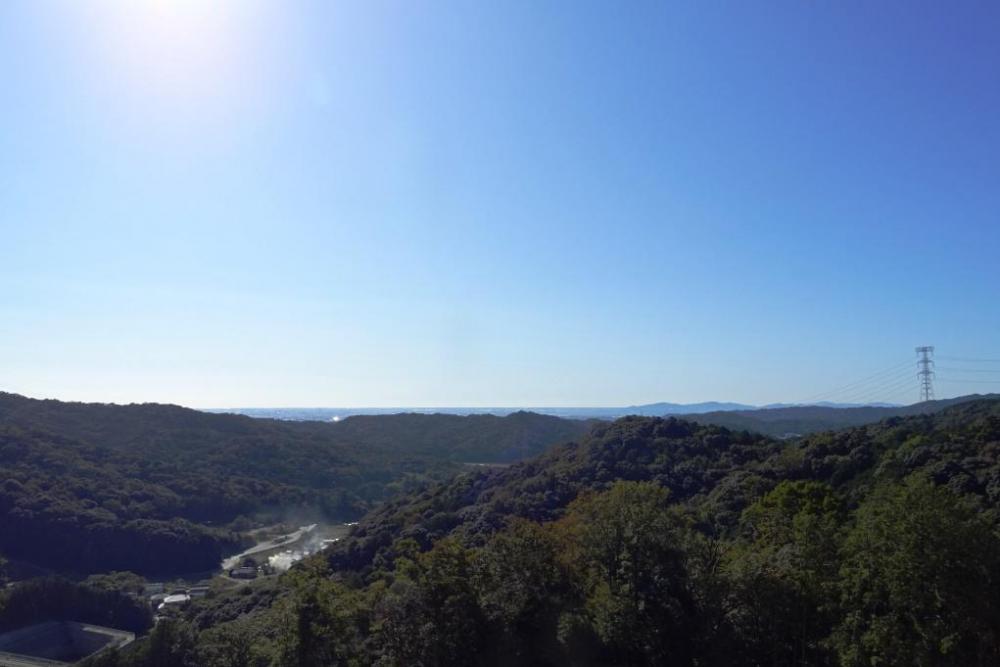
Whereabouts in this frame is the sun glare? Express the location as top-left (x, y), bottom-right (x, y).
top-left (77, 0), bottom-right (273, 122)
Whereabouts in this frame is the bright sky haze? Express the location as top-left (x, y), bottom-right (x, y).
top-left (2, 1), bottom-right (999, 408)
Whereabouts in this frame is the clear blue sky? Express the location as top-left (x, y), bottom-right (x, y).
top-left (2, 1), bottom-right (999, 408)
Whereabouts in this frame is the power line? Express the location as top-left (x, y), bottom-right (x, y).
top-left (797, 359), bottom-right (914, 403)
top-left (937, 378), bottom-right (1000, 384)
top-left (851, 373), bottom-right (922, 405)
top-left (881, 383), bottom-right (924, 403)
top-left (884, 382), bottom-right (920, 397)
top-left (796, 349), bottom-right (999, 407)
top-left (835, 368), bottom-right (917, 404)
top-left (936, 367), bottom-right (1000, 373)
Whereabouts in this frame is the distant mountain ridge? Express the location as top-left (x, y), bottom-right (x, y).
top-left (761, 401), bottom-right (900, 409)
top-left (210, 400), bottom-right (900, 422)
top-left (678, 394), bottom-right (999, 437)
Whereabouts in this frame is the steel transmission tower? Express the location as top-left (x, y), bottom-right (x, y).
top-left (916, 346), bottom-right (935, 402)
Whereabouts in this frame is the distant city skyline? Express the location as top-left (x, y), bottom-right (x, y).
top-left (2, 2), bottom-right (999, 408)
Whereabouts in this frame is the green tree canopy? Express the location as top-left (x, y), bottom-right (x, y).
top-left (834, 475), bottom-right (1000, 666)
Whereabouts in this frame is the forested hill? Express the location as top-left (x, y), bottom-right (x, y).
top-left (331, 397), bottom-right (1000, 575)
top-left (0, 392), bottom-right (589, 576)
top-left (319, 411), bottom-right (596, 463)
top-left (71, 398), bottom-right (1000, 666)
top-left (328, 416), bottom-right (783, 573)
top-left (0, 393), bottom-right (591, 464)
top-left (106, 397), bottom-right (1000, 666)
top-left (678, 393), bottom-right (997, 436)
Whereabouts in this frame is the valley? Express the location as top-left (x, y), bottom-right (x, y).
top-left (3, 393), bottom-right (1000, 665)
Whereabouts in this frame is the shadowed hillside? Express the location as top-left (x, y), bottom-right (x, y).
top-left (0, 393), bottom-right (589, 575)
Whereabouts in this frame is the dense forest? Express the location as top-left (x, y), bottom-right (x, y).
top-left (0, 576), bottom-right (152, 635)
top-left (74, 398), bottom-right (1000, 666)
top-left (0, 393), bottom-right (588, 575)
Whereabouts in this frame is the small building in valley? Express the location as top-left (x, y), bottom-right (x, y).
top-left (229, 566), bottom-right (258, 580)
top-left (156, 593), bottom-right (191, 612)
